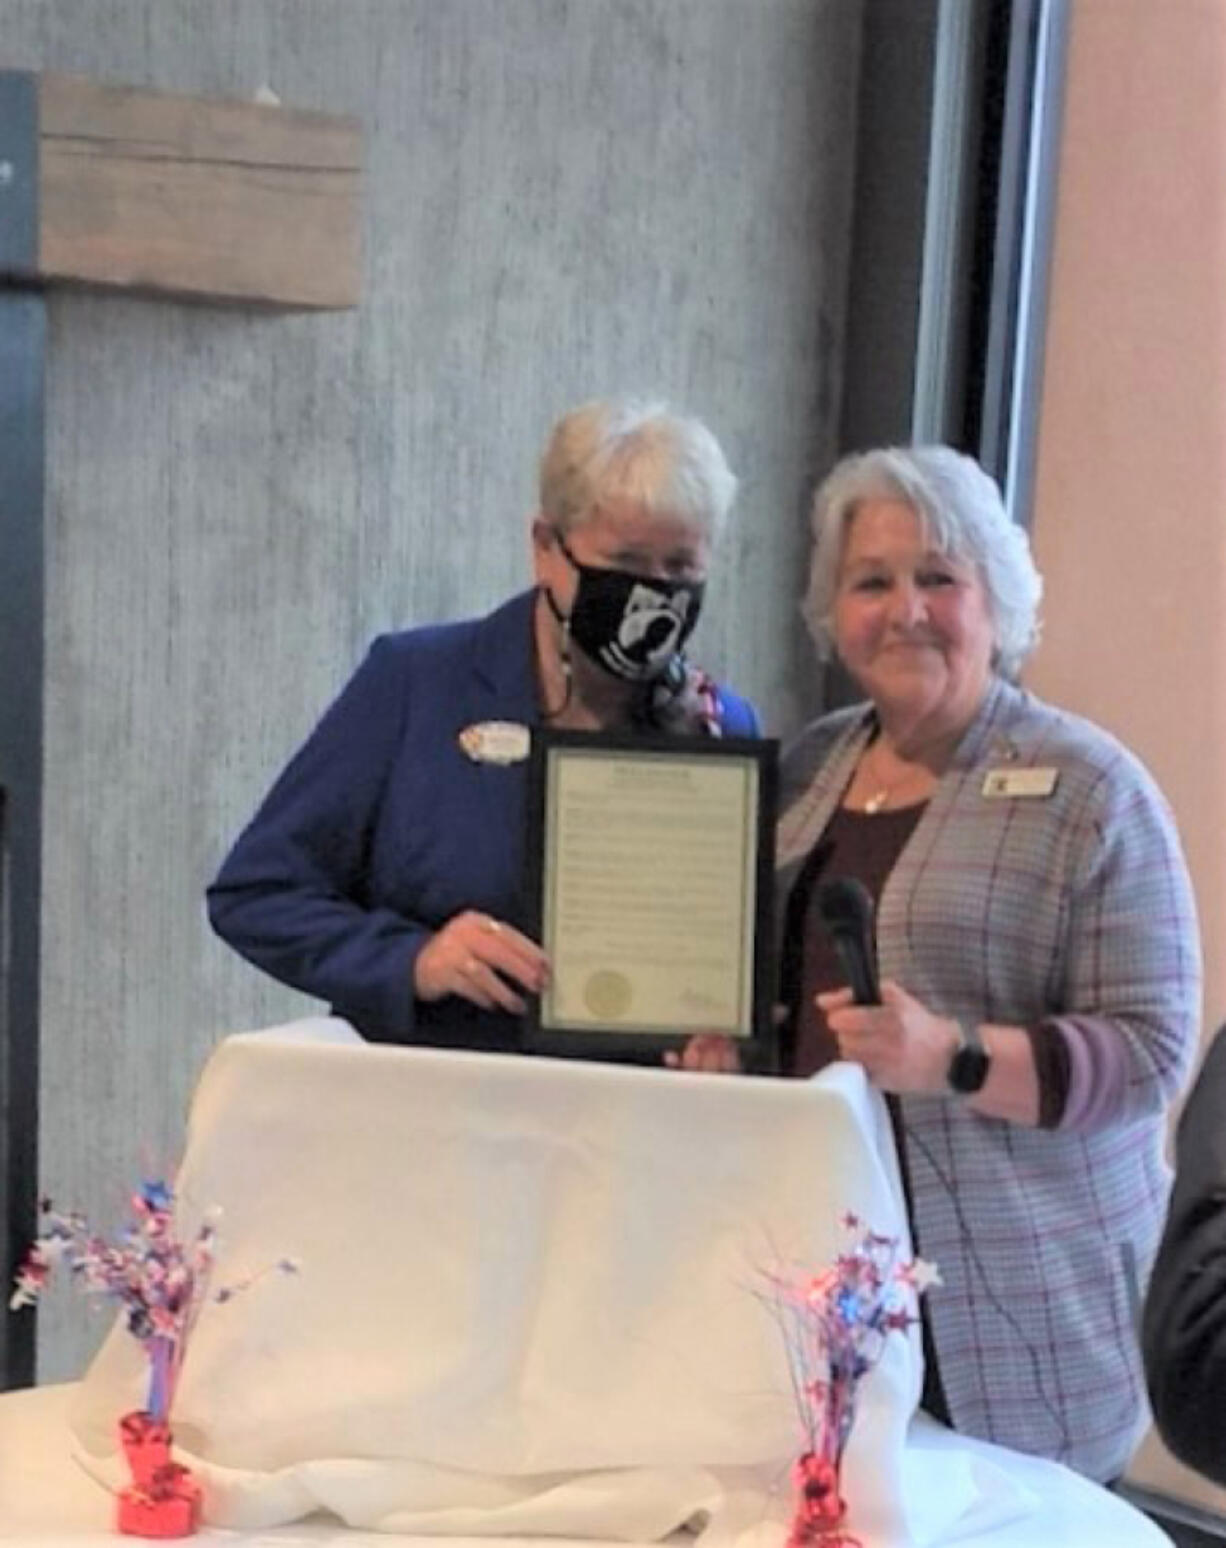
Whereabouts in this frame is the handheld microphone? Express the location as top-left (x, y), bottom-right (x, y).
top-left (814, 877), bottom-right (881, 1006)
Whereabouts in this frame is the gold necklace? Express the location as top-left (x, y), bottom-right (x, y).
top-left (858, 746), bottom-right (925, 813)
top-left (863, 785), bottom-right (893, 815)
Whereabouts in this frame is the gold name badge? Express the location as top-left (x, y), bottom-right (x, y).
top-left (458, 720), bottom-right (531, 765)
top-left (982, 767), bottom-right (1059, 800)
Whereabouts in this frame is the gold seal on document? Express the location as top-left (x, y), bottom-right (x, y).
top-left (583, 970), bottom-right (632, 1020)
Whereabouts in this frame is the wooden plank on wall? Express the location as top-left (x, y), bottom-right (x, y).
top-left (6, 71), bottom-right (362, 309)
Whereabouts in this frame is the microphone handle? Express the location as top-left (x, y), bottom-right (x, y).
top-left (832, 932), bottom-right (881, 1007)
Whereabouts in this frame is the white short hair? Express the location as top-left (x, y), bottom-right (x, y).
top-left (539, 398), bottom-right (738, 542)
top-left (804, 445), bottom-right (1043, 679)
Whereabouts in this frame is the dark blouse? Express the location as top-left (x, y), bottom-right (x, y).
top-left (778, 799), bottom-right (952, 1422)
top-left (790, 802), bottom-right (927, 1078)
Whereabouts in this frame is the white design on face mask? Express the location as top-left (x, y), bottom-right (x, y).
top-left (603, 582), bottom-right (689, 676)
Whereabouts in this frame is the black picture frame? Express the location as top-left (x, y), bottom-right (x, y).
top-left (524, 729), bottom-right (778, 1071)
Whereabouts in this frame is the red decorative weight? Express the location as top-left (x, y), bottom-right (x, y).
top-left (787, 1451), bottom-right (857, 1548)
top-left (116, 1411), bottom-right (202, 1539)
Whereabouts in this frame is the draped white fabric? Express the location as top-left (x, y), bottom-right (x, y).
top-left (68, 1030), bottom-right (919, 1540)
top-left (0, 1383), bottom-right (1172, 1547)
top-left (0, 1024), bottom-right (1167, 1547)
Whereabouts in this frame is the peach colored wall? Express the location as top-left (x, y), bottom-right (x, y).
top-left (1028, 0), bottom-right (1226, 1509)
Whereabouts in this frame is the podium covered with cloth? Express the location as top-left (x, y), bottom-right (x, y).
top-left (0, 1022), bottom-right (1170, 1548)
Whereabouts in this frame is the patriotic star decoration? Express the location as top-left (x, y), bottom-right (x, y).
top-left (757, 1215), bottom-right (941, 1466)
top-left (9, 1180), bottom-right (298, 1420)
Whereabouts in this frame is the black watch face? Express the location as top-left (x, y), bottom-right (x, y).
top-left (948, 1044), bottom-right (991, 1095)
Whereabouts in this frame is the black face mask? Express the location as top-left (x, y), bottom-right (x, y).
top-left (547, 532), bottom-right (705, 684)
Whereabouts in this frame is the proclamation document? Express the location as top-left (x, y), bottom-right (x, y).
top-left (525, 732), bottom-right (777, 1058)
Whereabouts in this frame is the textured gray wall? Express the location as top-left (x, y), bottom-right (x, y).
top-left (0, 0), bottom-right (861, 1378)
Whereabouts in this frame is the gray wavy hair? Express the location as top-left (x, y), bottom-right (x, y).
top-left (539, 398), bottom-right (738, 542)
top-left (804, 445), bottom-right (1043, 679)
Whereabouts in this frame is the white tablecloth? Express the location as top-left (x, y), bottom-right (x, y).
top-left (2, 1024), bottom-right (1173, 1548)
top-left (0, 1383), bottom-right (1170, 1547)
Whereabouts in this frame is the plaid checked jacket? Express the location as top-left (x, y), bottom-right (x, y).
top-left (777, 675), bottom-right (1201, 1480)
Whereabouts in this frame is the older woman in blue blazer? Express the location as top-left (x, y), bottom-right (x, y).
top-left (207, 398), bottom-right (759, 1052)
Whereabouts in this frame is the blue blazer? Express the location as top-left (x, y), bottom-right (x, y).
top-left (208, 590), bottom-right (760, 1049)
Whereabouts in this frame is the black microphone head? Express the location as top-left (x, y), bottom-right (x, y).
top-left (814, 876), bottom-right (876, 939)
top-left (814, 877), bottom-right (881, 1005)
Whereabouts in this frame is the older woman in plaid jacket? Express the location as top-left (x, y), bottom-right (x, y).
top-left (683, 445), bottom-right (1200, 1482)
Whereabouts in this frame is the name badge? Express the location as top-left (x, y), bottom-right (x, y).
top-left (459, 720), bottom-right (531, 765)
top-left (981, 767), bottom-right (1059, 800)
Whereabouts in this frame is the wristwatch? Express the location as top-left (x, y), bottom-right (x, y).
top-left (947, 1020), bottom-right (991, 1095)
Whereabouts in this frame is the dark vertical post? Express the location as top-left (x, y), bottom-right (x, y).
top-left (975, 0), bottom-right (1071, 525)
top-left (0, 67), bottom-right (44, 1389)
top-left (822, 0), bottom-right (941, 709)
top-left (838, 0), bottom-right (942, 453)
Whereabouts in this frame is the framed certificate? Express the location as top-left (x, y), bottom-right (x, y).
top-left (524, 729), bottom-right (778, 1069)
